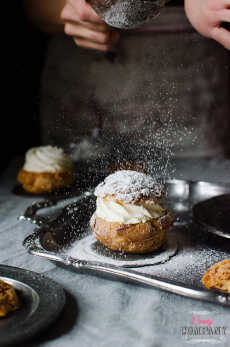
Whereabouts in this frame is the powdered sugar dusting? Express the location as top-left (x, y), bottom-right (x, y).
top-left (94, 170), bottom-right (163, 203)
top-left (138, 226), bottom-right (230, 289)
top-left (67, 232), bottom-right (177, 268)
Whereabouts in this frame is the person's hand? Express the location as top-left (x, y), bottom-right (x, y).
top-left (61, 0), bottom-right (120, 51)
top-left (185, 0), bottom-right (230, 50)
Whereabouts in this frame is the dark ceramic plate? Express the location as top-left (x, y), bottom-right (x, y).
top-left (0, 265), bottom-right (65, 346)
top-left (193, 194), bottom-right (230, 239)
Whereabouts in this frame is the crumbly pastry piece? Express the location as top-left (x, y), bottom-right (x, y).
top-left (91, 170), bottom-right (173, 253)
top-left (0, 280), bottom-right (20, 317)
top-left (17, 146), bottom-right (75, 194)
top-left (202, 259), bottom-right (230, 293)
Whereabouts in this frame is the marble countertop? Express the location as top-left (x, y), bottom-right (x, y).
top-left (1, 157), bottom-right (230, 347)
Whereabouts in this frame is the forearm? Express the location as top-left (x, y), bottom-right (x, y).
top-left (23, 0), bottom-right (66, 33)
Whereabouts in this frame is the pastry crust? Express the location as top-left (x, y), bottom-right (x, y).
top-left (90, 212), bottom-right (173, 253)
top-left (0, 280), bottom-right (20, 317)
top-left (17, 168), bottom-right (75, 194)
top-left (109, 160), bottom-right (146, 174)
top-left (202, 259), bottom-right (230, 293)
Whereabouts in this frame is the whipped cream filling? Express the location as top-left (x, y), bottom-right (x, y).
top-left (23, 146), bottom-right (72, 173)
top-left (95, 197), bottom-right (165, 224)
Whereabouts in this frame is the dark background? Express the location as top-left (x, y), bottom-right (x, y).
top-left (2, 0), bottom-right (183, 174)
top-left (3, 1), bottom-right (47, 173)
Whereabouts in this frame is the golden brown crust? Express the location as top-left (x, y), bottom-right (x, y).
top-left (202, 259), bottom-right (230, 293)
top-left (0, 280), bottom-right (20, 317)
top-left (90, 212), bottom-right (173, 254)
top-left (109, 160), bottom-right (146, 174)
top-left (17, 168), bottom-right (75, 194)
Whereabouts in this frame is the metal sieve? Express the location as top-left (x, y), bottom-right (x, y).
top-left (87, 0), bottom-right (169, 29)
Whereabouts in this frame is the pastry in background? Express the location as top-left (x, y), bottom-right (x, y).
top-left (202, 259), bottom-right (230, 293)
top-left (17, 146), bottom-right (75, 194)
top-left (90, 170), bottom-right (173, 253)
top-left (0, 280), bottom-right (20, 317)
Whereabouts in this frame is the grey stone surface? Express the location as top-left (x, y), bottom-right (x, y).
top-left (0, 157), bottom-right (230, 347)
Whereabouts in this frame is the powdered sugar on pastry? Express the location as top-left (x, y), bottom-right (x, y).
top-left (94, 170), bottom-right (163, 203)
top-left (23, 146), bottom-right (73, 173)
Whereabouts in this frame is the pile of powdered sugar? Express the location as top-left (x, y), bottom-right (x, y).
top-left (94, 170), bottom-right (163, 203)
top-left (67, 231), bottom-right (177, 268)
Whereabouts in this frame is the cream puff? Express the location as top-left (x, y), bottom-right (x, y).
top-left (90, 170), bottom-right (173, 253)
top-left (17, 145), bottom-right (75, 194)
top-left (0, 279), bottom-right (20, 317)
top-left (202, 259), bottom-right (230, 293)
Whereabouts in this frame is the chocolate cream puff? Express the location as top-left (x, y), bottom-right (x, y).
top-left (17, 145), bottom-right (75, 194)
top-left (90, 170), bottom-right (173, 253)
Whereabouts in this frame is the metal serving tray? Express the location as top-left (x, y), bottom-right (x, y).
top-left (22, 179), bottom-right (230, 307)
